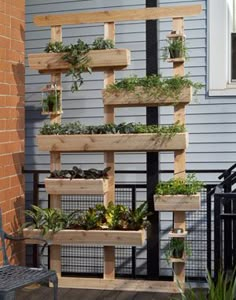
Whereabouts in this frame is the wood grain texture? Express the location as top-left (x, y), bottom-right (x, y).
top-left (153, 194), bottom-right (201, 211)
top-left (28, 50), bottom-right (130, 73)
top-left (103, 87), bottom-right (192, 107)
top-left (23, 229), bottom-right (146, 246)
top-left (37, 133), bottom-right (189, 152)
top-left (45, 178), bottom-right (109, 195)
top-left (34, 5), bottom-right (202, 26)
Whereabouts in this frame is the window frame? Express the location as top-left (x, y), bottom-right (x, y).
top-left (208, 0), bottom-right (236, 96)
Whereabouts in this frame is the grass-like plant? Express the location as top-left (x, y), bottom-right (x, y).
top-left (162, 37), bottom-right (189, 60)
top-left (39, 121), bottom-right (185, 137)
top-left (104, 75), bottom-right (203, 101)
top-left (172, 268), bottom-right (236, 300)
top-left (92, 37), bottom-right (114, 50)
top-left (155, 174), bottom-right (203, 196)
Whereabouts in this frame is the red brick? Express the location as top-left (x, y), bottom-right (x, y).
top-left (0, 36), bottom-right (10, 49)
top-left (0, 131), bottom-right (9, 143)
top-left (0, 177), bottom-right (10, 190)
top-left (0, 13), bottom-right (10, 26)
top-left (10, 39), bottom-right (24, 52)
top-left (0, 83), bottom-right (10, 95)
top-left (0, 107), bottom-right (11, 118)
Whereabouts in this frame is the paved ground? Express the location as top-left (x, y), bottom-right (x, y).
top-left (16, 285), bottom-right (180, 300)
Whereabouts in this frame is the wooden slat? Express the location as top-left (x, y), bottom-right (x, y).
top-left (37, 133), bottom-right (188, 152)
top-left (45, 178), bottom-right (109, 195)
top-left (154, 194), bottom-right (201, 211)
top-left (23, 229), bottom-right (146, 246)
top-left (56, 277), bottom-right (182, 293)
top-left (28, 50), bottom-right (130, 73)
top-left (103, 86), bottom-right (192, 107)
top-left (34, 5), bottom-right (202, 26)
top-left (168, 231), bottom-right (188, 238)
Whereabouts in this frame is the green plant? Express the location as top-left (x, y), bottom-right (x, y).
top-left (92, 37), bottom-right (114, 50)
top-left (49, 166), bottom-right (111, 179)
top-left (155, 174), bottom-right (203, 196)
top-left (105, 75), bottom-right (203, 100)
top-left (162, 37), bottom-right (188, 60)
top-left (76, 207), bottom-right (105, 230)
top-left (42, 90), bottom-right (60, 113)
top-left (39, 121), bottom-right (185, 137)
top-left (23, 205), bottom-right (77, 234)
top-left (105, 202), bottom-right (129, 230)
top-left (165, 238), bottom-right (191, 263)
top-left (172, 269), bottom-right (236, 300)
top-left (127, 202), bottom-right (150, 230)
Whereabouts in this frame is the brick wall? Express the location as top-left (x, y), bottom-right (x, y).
top-left (0, 0), bottom-right (25, 264)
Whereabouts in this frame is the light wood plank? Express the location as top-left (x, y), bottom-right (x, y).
top-left (154, 194), bottom-right (201, 211)
top-left (103, 21), bottom-right (116, 281)
top-left (45, 178), bottom-right (109, 195)
top-left (56, 277), bottom-right (182, 293)
top-left (23, 229), bottom-right (146, 246)
top-left (34, 5), bottom-right (202, 26)
top-left (168, 231), bottom-right (188, 238)
top-left (103, 86), bottom-right (192, 107)
top-left (37, 133), bottom-right (188, 152)
top-left (28, 50), bottom-right (131, 73)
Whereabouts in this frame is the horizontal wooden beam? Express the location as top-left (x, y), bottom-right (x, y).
top-left (34, 5), bottom-right (202, 27)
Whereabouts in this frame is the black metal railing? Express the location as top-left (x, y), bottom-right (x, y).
top-left (24, 168), bottom-right (227, 280)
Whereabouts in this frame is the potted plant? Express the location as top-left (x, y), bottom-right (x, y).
top-left (162, 37), bottom-right (188, 60)
top-left (154, 174), bottom-right (203, 211)
top-left (37, 121), bottom-right (188, 152)
top-left (45, 166), bottom-right (110, 195)
top-left (22, 202), bottom-right (148, 246)
top-left (41, 83), bottom-right (61, 114)
top-left (165, 238), bottom-right (191, 263)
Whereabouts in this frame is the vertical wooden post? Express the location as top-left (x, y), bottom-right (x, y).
top-left (172, 17), bottom-right (186, 283)
top-left (49, 25), bottom-right (62, 278)
top-left (103, 22), bottom-right (116, 280)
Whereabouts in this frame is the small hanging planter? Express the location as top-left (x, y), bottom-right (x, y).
top-left (41, 82), bottom-right (62, 115)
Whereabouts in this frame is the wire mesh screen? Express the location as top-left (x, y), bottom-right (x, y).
top-left (60, 187), bottom-right (147, 277)
top-left (159, 188), bottom-right (208, 280)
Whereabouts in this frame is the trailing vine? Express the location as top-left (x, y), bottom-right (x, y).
top-left (104, 74), bottom-right (203, 101)
top-left (44, 37), bottom-right (115, 92)
top-left (39, 121), bottom-right (185, 137)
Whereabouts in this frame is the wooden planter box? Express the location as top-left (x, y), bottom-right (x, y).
top-left (103, 87), bottom-right (192, 107)
top-left (45, 178), bottom-right (109, 195)
top-left (37, 132), bottom-right (188, 152)
top-left (28, 49), bottom-right (130, 73)
top-left (154, 193), bottom-right (201, 211)
top-left (23, 228), bottom-right (146, 246)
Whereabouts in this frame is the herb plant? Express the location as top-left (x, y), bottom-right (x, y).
top-left (39, 121), bottom-right (185, 137)
top-left (104, 74), bottom-right (203, 101)
top-left (165, 238), bottom-right (191, 263)
top-left (162, 37), bottom-right (188, 60)
top-left (92, 37), bottom-right (114, 50)
top-left (155, 174), bottom-right (203, 196)
top-left (44, 37), bottom-right (115, 92)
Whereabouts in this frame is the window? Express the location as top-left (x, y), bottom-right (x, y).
top-left (208, 0), bottom-right (236, 95)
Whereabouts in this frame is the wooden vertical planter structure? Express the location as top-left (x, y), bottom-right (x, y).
top-left (28, 4), bottom-right (202, 292)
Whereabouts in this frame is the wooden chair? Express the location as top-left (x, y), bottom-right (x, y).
top-left (0, 210), bottom-right (58, 300)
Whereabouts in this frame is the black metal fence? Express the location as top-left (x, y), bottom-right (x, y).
top-left (24, 168), bottom-right (230, 281)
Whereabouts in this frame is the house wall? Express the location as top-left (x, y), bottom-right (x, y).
top-left (0, 0), bottom-right (25, 264)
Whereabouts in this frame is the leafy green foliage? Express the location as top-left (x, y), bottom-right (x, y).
top-left (165, 238), bottom-right (191, 263)
top-left (155, 174), bottom-right (203, 196)
top-left (42, 90), bottom-right (60, 113)
top-left (44, 37), bottom-right (114, 92)
top-left (105, 74), bottom-right (203, 100)
top-left (23, 205), bottom-right (77, 234)
top-left (92, 37), bottom-right (114, 50)
top-left (162, 37), bottom-right (189, 60)
top-left (49, 166), bottom-right (111, 179)
top-left (23, 202), bottom-right (149, 233)
top-left (39, 121), bottom-right (185, 137)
